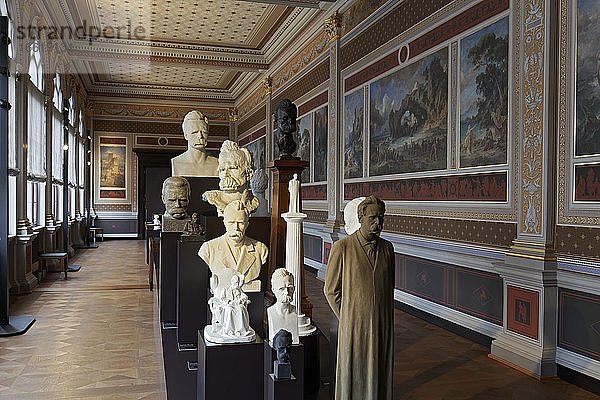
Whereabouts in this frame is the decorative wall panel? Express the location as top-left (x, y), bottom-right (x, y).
top-left (559, 288), bottom-right (600, 362)
top-left (303, 233), bottom-right (323, 262)
top-left (302, 185), bottom-right (327, 201)
top-left (384, 215), bottom-right (516, 248)
top-left (271, 59), bottom-right (329, 108)
top-left (507, 286), bottom-right (539, 340)
top-left (556, 225), bottom-right (600, 260)
top-left (397, 255), bottom-right (503, 325)
top-left (238, 105), bottom-right (266, 136)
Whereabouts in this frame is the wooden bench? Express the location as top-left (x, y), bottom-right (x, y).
top-left (38, 252), bottom-right (68, 280)
top-left (90, 227), bottom-right (104, 243)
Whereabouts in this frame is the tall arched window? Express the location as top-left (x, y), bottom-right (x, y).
top-left (68, 94), bottom-right (76, 219)
top-left (78, 110), bottom-right (85, 215)
top-left (27, 40), bottom-right (46, 226)
top-left (52, 72), bottom-right (63, 220)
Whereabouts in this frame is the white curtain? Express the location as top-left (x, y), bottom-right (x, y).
top-left (8, 73), bottom-right (16, 170)
top-left (52, 109), bottom-right (63, 180)
top-left (27, 84), bottom-right (46, 179)
top-left (78, 140), bottom-right (84, 186)
top-left (69, 127), bottom-right (76, 185)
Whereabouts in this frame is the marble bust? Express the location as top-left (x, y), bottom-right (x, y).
top-left (205, 273), bottom-right (255, 343)
top-left (267, 268), bottom-right (299, 344)
top-left (202, 140), bottom-right (259, 216)
top-left (198, 200), bottom-right (268, 292)
top-left (171, 110), bottom-right (219, 177)
top-left (343, 196), bottom-right (366, 235)
top-left (274, 99), bottom-right (298, 158)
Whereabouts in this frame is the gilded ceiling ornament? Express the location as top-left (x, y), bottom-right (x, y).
top-left (228, 107), bottom-right (238, 122)
top-left (324, 12), bottom-right (342, 43)
top-left (262, 76), bottom-right (273, 95)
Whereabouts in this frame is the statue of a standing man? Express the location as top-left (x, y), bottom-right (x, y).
top-left (324, 195), bottom-right (394, 400)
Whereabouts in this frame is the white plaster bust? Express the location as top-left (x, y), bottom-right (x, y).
top-left (171, 110), bottom-right (219, 177)
top-left (202, 140), bottom-right (259, 216)
top-left (205, 273), bottom-right (255, 343)
top-left (343, 196), bottom-right (366, 235)
top-left (267, 268), bottom-right (299, 344)
top-left (198, 200), bottom-right (268, 292)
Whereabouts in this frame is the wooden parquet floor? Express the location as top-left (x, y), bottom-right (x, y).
top-left (0, 240), bottom-right (597, 399)
top-left (0, 240), bottom-right (166, 400)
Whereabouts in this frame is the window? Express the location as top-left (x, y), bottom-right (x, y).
top-left (7, 63), bottom-right (16, 235)
top-left (52, 73), bottom-right (64, 221)
top-left (27, 41), bottom-right (46, 226)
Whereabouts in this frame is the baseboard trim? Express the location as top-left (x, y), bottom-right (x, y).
top-left (394, 300), bottom-right (492, 348)
top-left (557, 364), bottom-right (600, 396)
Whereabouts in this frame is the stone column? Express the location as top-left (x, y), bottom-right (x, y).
top-left (229, 107), bottom-right (238, 141)
top-left (282, 174), bottom-right (316, 336)
top-left (15, 72), bottom-right (30, 234)
top-left (490, 0), bottom-right (558, 378)
top-left (324, 13), bottom-right (343, 230)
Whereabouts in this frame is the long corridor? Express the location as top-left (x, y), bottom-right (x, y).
top-left (0, 240), bottom-right (166, 399)
top-left (0, 240), bottom-right (597, 399)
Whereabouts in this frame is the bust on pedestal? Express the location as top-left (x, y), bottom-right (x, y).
top-left (171, 110), bottom-right (219, 177)
top-left (267, 268), bottom-right (299, 344)
top-left (161, 176), bottom-right (191, 232)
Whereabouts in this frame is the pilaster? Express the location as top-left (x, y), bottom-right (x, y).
top-left (12, 233), bottom-right (38, 294)
top-left (15, 72), bottom-right (30, 234)
top-left (491, 0), bottom-right (558, 378)
top-left (44, 74), bottom-right (54, 225)
top-left (325, 13), bottom-right (343, 229)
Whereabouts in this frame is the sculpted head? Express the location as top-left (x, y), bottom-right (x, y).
top-left (274, 99), bottom-right (297, 135)
top-left (217, 140), bottom-right (253, 192)
top-left (343, 196), bottom-right (366, 235)
top-left (182, 110), bottom-right (209, 152)
top-left (222, 200), bottom-right (249, 245)
top-left (271, 268), bottom-right (294, 305)
top-left (161, 176), bottom-right (190, 219)
top-left (357, 195), bottom-right (385, 241)
top-left (273, 329), bottom-right (292, 363)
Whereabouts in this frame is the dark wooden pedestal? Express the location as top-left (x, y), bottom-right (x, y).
top-left (177, 236), bottom-right (209, 347)
top-left (266, 374), bottom-right (302, 400)
top-left (197, 334), bottom-right (265, 400)
top-left (160, 231), bottom-right (181, 325)
top-left (264, 342), bottom-right (304, 400)
top-left (300, 329), bottom-right (321, 397)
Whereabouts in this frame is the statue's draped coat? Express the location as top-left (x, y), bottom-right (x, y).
top-left (324, 232), bottom-right (394, 400)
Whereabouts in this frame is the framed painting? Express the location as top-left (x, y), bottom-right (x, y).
top-left (344, 88), bottom-right (364, 179)
top-left (297, 113), bottom-right (312, 182)
top-left (98, 137), bottom-right (127, 200)
top-left (369, 47), bottom-right (448, 176)
top-left (313, 106), bottom-right (328, 182)
top-left (576, 0), bottom-right (600, 157)
top-left (459, 16), bottom-right (509, 168)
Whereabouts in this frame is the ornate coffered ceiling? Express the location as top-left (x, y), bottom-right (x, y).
top-left (35, 0), bottom-right (337, 103)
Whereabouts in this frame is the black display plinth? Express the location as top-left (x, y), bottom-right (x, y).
top-left (177, 236), bottom-right (209, 347)
top-left (266, 374), bottom-right (301, 400)
top-left (197, 333), bottom-right (264, 400)
top-left (162, 325), bottom-right (197, 400)
top-left (300, 330), bottom-right (320, 397)
top-left (160, 231), bottom-right (181, 324)
top-left (264, 342), bottom-right (304, 400)
top-left (248, 291), bottom-right (265, 339)
top-left (186, 177), bottom-right (219, 217)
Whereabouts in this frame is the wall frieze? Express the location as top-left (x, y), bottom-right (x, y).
top-left (92, 103), bottom-right (230, 122)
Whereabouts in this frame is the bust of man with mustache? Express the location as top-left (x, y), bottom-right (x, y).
top-left (161, 176), bottom-right (191, 232)
top-left (171, 110), bottom-right (219, 177)
top-left (267, 268), bottom-right (299, 344)
top-left (198, 200), bottom-right (268, 292)
top-left (202, 140), bottom-right (259, 216)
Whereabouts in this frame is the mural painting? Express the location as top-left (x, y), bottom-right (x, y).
top-left (369, 47), bottom-right (448, 176)
top-left (314, 106), bottom-right (328, 182)
top-left (576, 0), bottom-right (600, 156)
top-left (344, 89), bottom-right (364, 179)
top-left (344, 172), bottom-right (507, 202)
top-left (245, 136), bottom-right (266, 172)
top-left (297, 114), bottom-right (312, 182)
top-left (574, 164), bottom-right (600, 201)
top-left (99, 139), bottom-right (126, 199)
top-left (459, 17), bottom-right (509, 168)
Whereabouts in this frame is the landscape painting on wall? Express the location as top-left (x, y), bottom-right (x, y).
top-left (459, 17), bottom-right (509, 167)
top-left (576, 0), bottom-right (600, 156)
top-left (99, 139), bottom-right (126, 199)
top-left (245, 136), bottom-right (266, 172)
top-left (344, 88), bottom-right (364, 179)
top-left (314, 106), bottom-right (328, 182)
top-left (369, 47), bottom-right (448, 176)
top-left (297, 114), bottom-right (312, 182)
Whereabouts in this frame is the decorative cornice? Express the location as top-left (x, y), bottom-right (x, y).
top-left (92, 103), bottom-right (230, 122)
